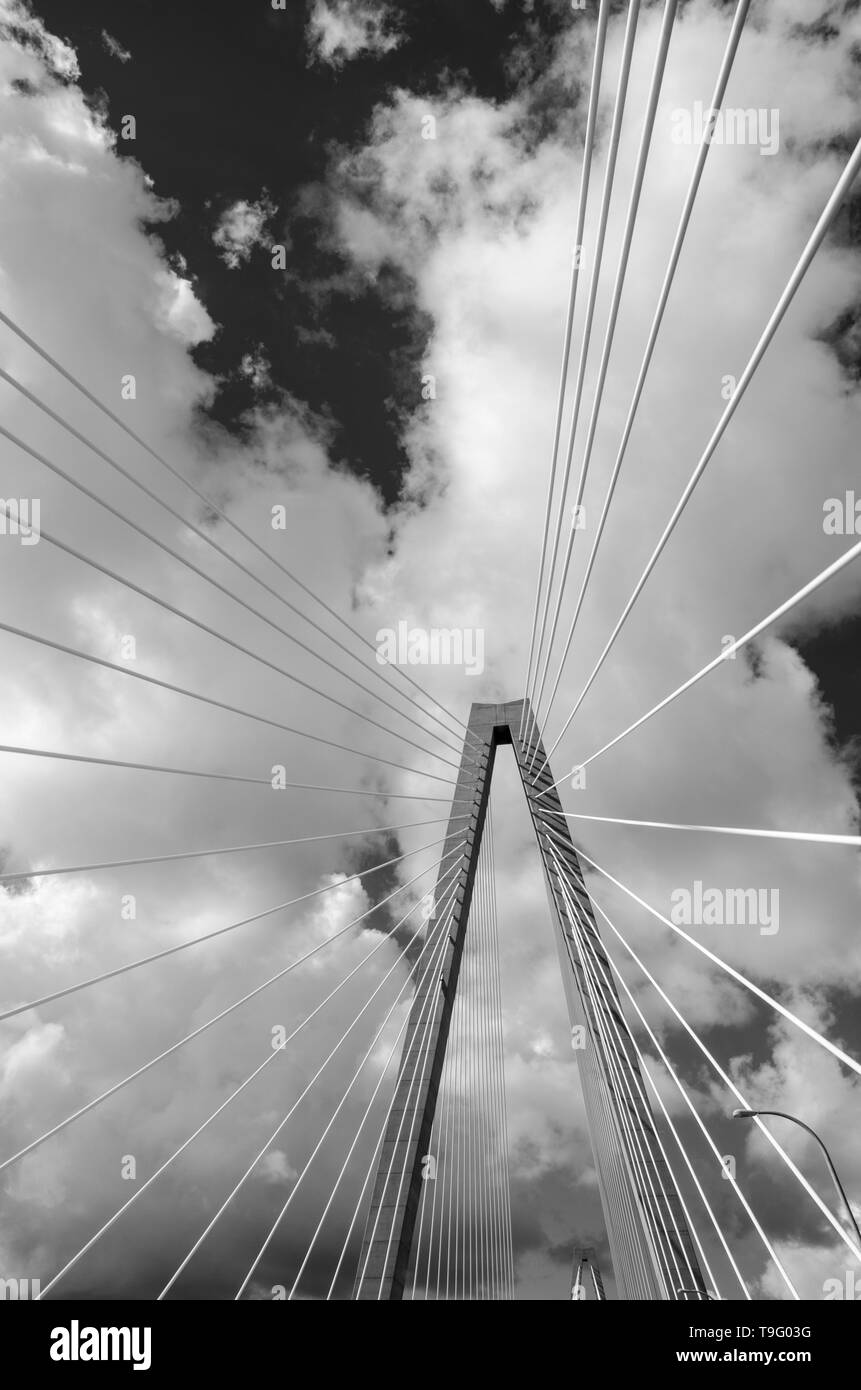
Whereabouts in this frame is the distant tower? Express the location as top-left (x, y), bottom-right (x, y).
top-left (353, 700), bottom-right (707, 1300)
top-left (572, 1246), bottom-right (606, 1301)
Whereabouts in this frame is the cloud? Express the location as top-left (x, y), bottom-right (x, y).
top-left (100, 30), bottom-right (132, 64)
top-left (306, 1), bottom-right (403, 70)
top-left (239, 348), bottom-right (272, 393)
top-left (0, 0), bottom-right (78, 81)
top-left (2, 0), bottom-right (861, 1303)
top-left (212, 196), bottom-right (275, 269)
top-left (324, 0), bottom-right (861, 1294)
top-left (257, 1150), bottom-right (298, 1185)
top-left (0, 8), bottom-right (441, 1300)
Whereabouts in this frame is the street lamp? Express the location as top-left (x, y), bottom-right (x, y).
top-left (732, 1107), bottom-right (861, 1248)
top-left (676, 1288), bottom-right (717, 1300)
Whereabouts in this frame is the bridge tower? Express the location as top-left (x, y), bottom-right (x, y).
top-left (572, 1246), bottom-right (607, 1301)
top-left (353, 699), bottom-right (706, 1300)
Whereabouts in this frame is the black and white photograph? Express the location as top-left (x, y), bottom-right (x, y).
top-left (1, 0), bottom-right (860, 1362)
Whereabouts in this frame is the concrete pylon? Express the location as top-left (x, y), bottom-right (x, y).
top-left (572, 1246), bottom-right (607, 1301)
top-left (353, 700), bottom-right (706, 1301)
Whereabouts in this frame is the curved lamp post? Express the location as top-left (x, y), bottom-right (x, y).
top-left (732, 1107), bottom-right (861, 1249)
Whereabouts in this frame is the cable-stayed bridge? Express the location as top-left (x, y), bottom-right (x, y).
top-left (1, 0), bottom-right (861, 1305)
top-left (354, 699), bottom-right (706, 1301)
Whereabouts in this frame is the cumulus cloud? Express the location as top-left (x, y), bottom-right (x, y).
top-left (212, 196), bottom-right (275, 269)
top-left (0, 0), bottom-right (78, 81)
top-left (306, 0), bottom-right (403, 70)
top-left (2, 0), bottom-right (861, 1303)
top-left (0, 10), bottom-right (439, 1300)
top-left (326, 0), bottom-right (861, 1294)
top-left (258, 1150), bottom-right (298, 1185)
top-left (239, 347), bottom-right (272, 392)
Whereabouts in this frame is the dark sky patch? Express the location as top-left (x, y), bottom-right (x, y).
top-left (27, 0), bottom-right (574, 503)
top-left (24, 1), bottom-right (861, 763)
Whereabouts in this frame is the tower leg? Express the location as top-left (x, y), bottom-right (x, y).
top-left (353, 700), bottom-right (706, 1301)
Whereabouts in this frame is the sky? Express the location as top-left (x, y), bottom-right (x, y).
top-left (1, 0), bottom-right (861, 1301)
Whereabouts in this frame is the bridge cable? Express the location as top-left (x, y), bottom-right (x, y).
top-left (0, 307), bottom-right (474, 747)
top-left (1, 506), bottom-right (462, 773)
top-left (0, 619), bottom-right (459, 788)
top-left (413, 945), bottom-right (452, 1299)
top-left (350, 883), bottom-right (460, 1297)
top-left (533, 132), bottom-right (861, 778)
top-left (550, 848), bottom-right (680, 1297)
top-left (537, 830), bottom-right (658, 1295)
top-left (35, 863), bottom-right (461, 1299)
top-left (552, 846), bottom-right (715, 1297)
top-left (535, 0), bottom-right (751, 748)
top-left (483, 817), bottom-right (509, 1296)
top-left (578, 910), bottom-right (751, 1299)
top-left (0, 832), bottom-right (466, 1030)
top-left (290, 883), bottom-right (461, 1299)
top-left (529, 0), bottom-right (679, 748)
top-left (326, 889), bottom-right (460, 1299)
top-left (475, 841), bottom-right (493, 1295)
top-left (0, 418), bottom-right (466, 765)
top-left (432, 962), bottom-right (456, 1299)
top-left (410, 847), bottom-right (472, 1301)
top-left (382, 881), bottom-right (464, 1302)
top-left (575, 846), bottom-right (861, 1082)
top-left (591, 898), bottom-right (847, 1292)
top-left (163, 880), bottom-right (460, 1299)
top-left (552, 851), bottom-right (686, 1296)
top-left (242, 886), bottom-right (461, 1301)
top-left (475, 845), bottom-right (493, 1298)
top-left (2, 848), bottom-right (466, 1184)
top-left (487, 808), bottom-right (516, 1293)
top-left (519, 0), bottom-right (611, 745)
top-left (544, 810), bottom-right (861, 849)
top-left (525, 0), bottom-right (641, 740)
top-left (590, 891), bottom-right (861, 1269)
top-left (467, 850), bottom-right (482, 1298)
top-left (538, 530), bottom-right (861, 795)
top-left (0, 365), bottom-right (473, 756)
top-left (447, 922), bottom-right (461, 1301)
top-left (0, 815), bottom-right (469, 886)
top-left (0, 742), bottom-right (465, 798)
